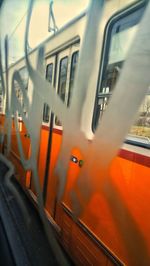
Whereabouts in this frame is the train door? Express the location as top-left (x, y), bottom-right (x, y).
top-left (43, 43), bottom-right (79, 220)
top-left (30, 56), bottom-right (56, 194)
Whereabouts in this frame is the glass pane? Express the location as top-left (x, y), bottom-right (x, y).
top-left (19, 67), bottom-right (29, 90)
top-left (43, 63), bottom-right (53, 123)
top-left (55, 57), bottom-right (68, 126)
top-left (95, 6), bottom-right (149, 143)
top-left (12, 67), bottom-right (29, 117)
top-left (46, 63), bottom-right (53, 83)
top-left (58, 57), bottom-right (68, 102)
top-left (100, 25), bottom-right (138, 95)
top-left (43, 104), bottom-right (50, 123)
top-left (68, 51), bottom-right (79, 106)
top-left (129, 91), bottom-right (150, 140)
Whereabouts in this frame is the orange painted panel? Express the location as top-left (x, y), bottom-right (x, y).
top-left (63, 148), bottom-right (83, 209)
top-left (30, 127), bottom-right (49, 193)
top-left (57, 147), bottom-right (150, 265)
top-left (45, 131), bottom-right (83, 217)
top-left (75, 157), bottom-right (150, 265)
top-left (45, 131), bottom-right (62, 216)
top-left (107, 260), bottom-right (116, 266)
top-left (38, 128), bottom-right (49, 189)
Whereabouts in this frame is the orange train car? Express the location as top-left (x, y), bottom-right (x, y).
top-left (1, 0), bottom-right (150, 265)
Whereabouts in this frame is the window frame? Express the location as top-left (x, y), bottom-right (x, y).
top-left (92, 0), bottom-right (149, 149)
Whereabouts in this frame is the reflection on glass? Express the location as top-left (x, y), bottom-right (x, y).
top-left (68, 51), bottom-right (79, 106)
top-left (58, 57), bottom-right (68, 102)
top-left (43, 63), bottom-right (53, 123)
top-left (129, 92), bottom-right (150, 139)
top-left (46, 63), bottom-right (53, 83)
top-left (55, 57), bottom-right (68, 126)
top-left (19, 67), bottom-right (29, 90)
top-left (96, 7), bottom-right (150, 141)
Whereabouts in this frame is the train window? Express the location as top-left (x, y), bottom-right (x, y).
top-left (43, 63), bottom-right (53, 123)
top-left (43, 104), bottom-right (50, 123)
top-left (19, 67), bottom-right (29, 91)
top-left (55, 56), bottom-right (68, 126)
top-left (94, 3), bottom-right (149, 146)
top-left (68, 51), bottom-right (79, 106)
top-left (46, 63), bottom-right (53, 83)
top-left (58, 56), bottom-right (68, 102)
top-left (13, 67), bottom-right (29, 117)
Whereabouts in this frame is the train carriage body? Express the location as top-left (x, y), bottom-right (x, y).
top-left (1, 0), bottom-right (150, 265)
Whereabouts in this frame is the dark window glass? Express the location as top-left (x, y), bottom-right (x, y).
top-left (94, 5), bottom-right (146, 140)
top-left (68, 51), bottom-right (79, 106)
top-left (43, 104), bottom-right (50, 123)
top-left (58, 57), bottom-right (68, 102)
top-left (46, 63), bottom-right (53, 83)
top-left (43, 63), bottom-right (53, 123)
top-left (55, 57), bottom-right (68, 126)
top-left (19, 67), bottom-right (29, 90)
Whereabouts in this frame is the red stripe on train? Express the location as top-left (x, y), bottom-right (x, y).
top-left (42, 125), bottom-right (150, 167)
top-left (118, 149), bottom-right (150, 168)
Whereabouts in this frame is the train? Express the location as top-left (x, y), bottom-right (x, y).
top-left (0, 0), bottom-right (150, 265)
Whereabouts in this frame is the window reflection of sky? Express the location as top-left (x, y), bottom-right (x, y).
top-left (109, 25), bottom-right (138, 64)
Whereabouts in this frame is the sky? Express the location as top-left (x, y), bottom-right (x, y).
top-left (0, 0), bottom-right (90, 64)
